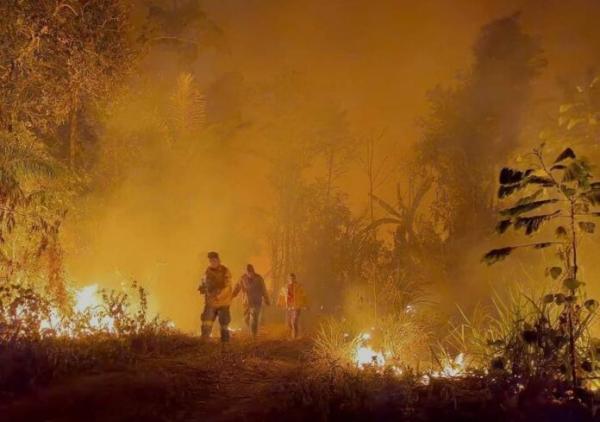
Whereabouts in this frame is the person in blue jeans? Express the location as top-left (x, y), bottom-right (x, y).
top-left (232, 264), bottom-right (270, 338)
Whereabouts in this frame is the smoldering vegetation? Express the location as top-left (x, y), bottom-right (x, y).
top-left (3, 0), bottom-right (600, 420)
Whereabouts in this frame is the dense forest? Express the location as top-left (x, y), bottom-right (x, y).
top-left (2, 1), bottom-right (600, 420)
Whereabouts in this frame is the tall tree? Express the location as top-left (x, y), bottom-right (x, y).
top-left (418, 13), bottom-right (545, 240)
top-left (0, 0), bottom-right (139, 167)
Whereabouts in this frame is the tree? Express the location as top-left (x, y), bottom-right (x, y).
top-left (484, 145), bottom-right (600, 387)
top-left (244, 72), bottom-right (356, 292)
top-left (418, 13), bottom-right (545, 240)
top-left (146, 0), bottom-right (224, 59)
top-left (358, 130), bottom-right (392, 224)
top-left (0, 126), bottom-right (69, 304)
top-left (0, 0), bottom-right (139, 167)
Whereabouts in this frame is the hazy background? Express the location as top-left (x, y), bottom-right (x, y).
top-left (60, 0), bottom-right (600, 331)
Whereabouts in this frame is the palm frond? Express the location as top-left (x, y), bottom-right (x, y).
top-left (370, 194), bottom-right (403, 219)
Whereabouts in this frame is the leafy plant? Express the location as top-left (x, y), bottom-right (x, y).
top-left (0, 126), bottom-right (73, 305)
top-left (484, 145), bottom-right (600, 388)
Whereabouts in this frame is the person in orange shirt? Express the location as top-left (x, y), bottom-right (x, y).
top-left (277, 273), bottom-right (308, 339)
top-left (198, 251), bottom-right (233, 342)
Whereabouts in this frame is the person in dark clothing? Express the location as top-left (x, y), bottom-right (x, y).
top-left (232, 264), bottom-right (270, 338)
top-left (199, 251), bottom-right (233, 342)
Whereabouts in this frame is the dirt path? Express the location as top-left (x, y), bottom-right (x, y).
top-left (1, 337), bottom-right (313, 422)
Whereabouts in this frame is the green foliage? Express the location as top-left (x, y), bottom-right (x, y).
top-left (482, 247), bottom-right (515, 264)
top-left (0, 127), bottom-right (74, 301)
top-left (513, 211), bottom-right (560, 235)
top-left (484, 145), bottom-right (600, 388)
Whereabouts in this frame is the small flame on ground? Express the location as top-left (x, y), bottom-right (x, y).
top-left (432, 352), bottom-right (467, 378)
top-left (354, 331), bottom-right (385, 369)
top-left (356, 345), bottom-right (385, 367)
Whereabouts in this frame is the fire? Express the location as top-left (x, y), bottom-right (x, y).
top-left (432, 352), bottom-right (467, 378)
top-left (354, 332), bottom-right (385, 369)
top-left (40, 283), bottom-right (117, 336)
top-left (350, 331), bottom-right (466, 378)
top-left (74, 284), bottom-right (100, 313)
top-left (356, 345), bottom-right (385, 368)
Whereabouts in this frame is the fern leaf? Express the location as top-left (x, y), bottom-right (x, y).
top-left (483, 247), bottom-right (514, 265)
top-left (495, 219), bottom-right (512, 234)
top-left (498, 184), bottom-right (524, 199)
top-left (525, 175), bottom-right (554, 187)
top-left (514, 211), bottom-right (560, 235)
top-left (515, 189), bottom-right (543, 206)
top-left (499, 199), bottom-right (558, 217)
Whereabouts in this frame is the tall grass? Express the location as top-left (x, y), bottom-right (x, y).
top-left (445, 284), bottom-right (600, 389)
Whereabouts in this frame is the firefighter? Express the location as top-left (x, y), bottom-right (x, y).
top-left (277, 273), bottom-right (308, 339)
top-left (232, 264), bottom-right (270, 338)
top-left (198, 251), bottom-right (233, 342)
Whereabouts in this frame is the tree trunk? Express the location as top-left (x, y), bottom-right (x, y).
top-left (69, 108), bottom-right (78, 169)
top-left (568, 200), bottom-right (578, 388)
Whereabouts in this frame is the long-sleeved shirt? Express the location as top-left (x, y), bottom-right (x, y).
top-left (277, 281), bottom-right (308, 310)
top-left (201, 265), bottom-right (233, 307)
top-left (232, 273), bottom-right (270, 308)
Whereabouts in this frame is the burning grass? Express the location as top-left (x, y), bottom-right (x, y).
top-left (2, 276), bottom-right (600, 420)
top-left (0, 279), bottom-right (182, 398)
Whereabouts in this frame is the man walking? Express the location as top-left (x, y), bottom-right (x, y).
top-left (277, 273), bottom-right (308, 339)
top-left (232, 264), bottom-right (270, 338)
top-left (198, 251), bottom-right (233, 342)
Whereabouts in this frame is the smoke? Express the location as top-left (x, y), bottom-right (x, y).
top-left (60, 0), bottom-right (600, 330)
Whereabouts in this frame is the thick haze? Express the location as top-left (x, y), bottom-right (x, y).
top-left (62, 0), bottom-right (600, 330)
top-left (205, 0), bottom-right (600, 148)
